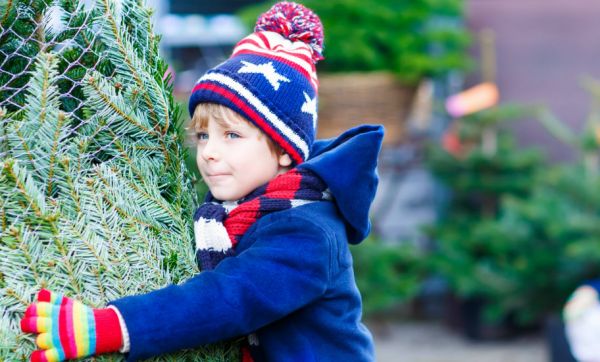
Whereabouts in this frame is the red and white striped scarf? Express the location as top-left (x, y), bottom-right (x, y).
top-left (193, 167), bottom-right (331, 271)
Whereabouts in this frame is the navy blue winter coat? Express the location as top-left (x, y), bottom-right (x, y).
top-left (110, 124), bottom-right (384, 361)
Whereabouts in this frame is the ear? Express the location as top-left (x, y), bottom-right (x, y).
top-left (278, 153), bottom-right (292, 167)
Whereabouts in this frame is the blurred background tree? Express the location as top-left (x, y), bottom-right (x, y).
top-left (476, 78), bottom-right (600, 325)
top-left (239, 0), bottom-right (470, 83)
top-left (424, 78), bottom-right (600, 339)
top-left (351, 237), bottom-right (427, 317)
top-left (425, 103), bottom-right (545, 337)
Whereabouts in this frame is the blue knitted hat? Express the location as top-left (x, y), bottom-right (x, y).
top-left (188, 2), bottom-right (324, 165)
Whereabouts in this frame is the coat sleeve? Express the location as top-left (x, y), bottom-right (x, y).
top-left (109, 213), bottom-right (333, 361)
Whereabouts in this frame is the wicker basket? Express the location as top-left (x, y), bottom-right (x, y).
top-left (317, 72), bottom-right (417, 145)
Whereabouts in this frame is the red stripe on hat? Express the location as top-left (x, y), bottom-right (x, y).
top-left (265, 169), bottom-right (301, 198)
top-left (234, 37), bottom-right (265, 52)
top-left (232, 39), bottom-right (312, 69)
top-left (256, 31), bottom-right (271, 50)
top-left (270, 45), bottom-right (314, 67)
top-left (236, 33), bottom-right (314, 68)
top-left (234, 32), bottom-right (269, 51)
top-left (192, 82), bottom-right (304, 164)
top-left (58, 297), bottom-right (75, 358)
top-left (231, 48), bottom-right (316, 90)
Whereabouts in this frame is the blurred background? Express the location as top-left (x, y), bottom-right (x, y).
top-left (148, 0), bottom-right (600, 360)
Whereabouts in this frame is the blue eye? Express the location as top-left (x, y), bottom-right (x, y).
top-left (226, 132), bottom-right (240, 139)
top-left (196, 132), bottom-right (208, 140)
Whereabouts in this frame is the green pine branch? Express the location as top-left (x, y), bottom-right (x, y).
top-left (1, 0), bottom-right (234, 360)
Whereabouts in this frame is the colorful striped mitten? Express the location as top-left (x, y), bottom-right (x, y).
top-left (20, 289), bottom-right (123, 362)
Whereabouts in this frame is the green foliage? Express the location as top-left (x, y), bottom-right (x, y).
top-left (428, 85), bottom-right (600, 326)
top-left (430, 142), bottom-right (541, 210)
top-left (428, 105), bottom-right (544, 216)
top-left (0, 0), bottom-right (235, 360)
top-left (426, 104), bottom-right (547, 325)
top-left (488, 167), bottom-right (600, 323)
top-left (0, 0), bottom-right (49, 111)
top-left (351, 237), bottom-right (426, 315)
top-left (431, 165), bottom-right (600, 325)
top-left (239, 0), bottom-right (471, 84)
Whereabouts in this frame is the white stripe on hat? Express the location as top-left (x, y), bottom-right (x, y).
top-left (234, 45), bottom-right (318, 91)
top-left (234, 32), bottom-right (314, 69)
top-left (233, 31), bottom-right (318, 90)
top-left (199, 72), bottom-right (310, 160)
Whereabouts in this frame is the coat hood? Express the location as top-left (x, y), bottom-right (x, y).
top-left (298, 125), bottom-right (384, 244)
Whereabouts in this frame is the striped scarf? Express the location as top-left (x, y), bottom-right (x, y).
top-left (193, 168), bottom-right (331, 271)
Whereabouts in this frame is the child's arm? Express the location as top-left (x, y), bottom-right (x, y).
top-left (20, 289), bottom-right (123, 361)
top-left (111, 214), bottom-right (332, 360)
top-left (20, 214), bottom-right (332, 361)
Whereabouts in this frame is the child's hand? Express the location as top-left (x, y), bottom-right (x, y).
top-left (20, 289), bottom-right (123, 362)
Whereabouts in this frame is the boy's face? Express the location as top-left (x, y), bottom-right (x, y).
top-left (196, 115), bottom-right (291, 201)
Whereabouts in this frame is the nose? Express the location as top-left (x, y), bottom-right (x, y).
top-left (199, 136), bottom-right (220, 161)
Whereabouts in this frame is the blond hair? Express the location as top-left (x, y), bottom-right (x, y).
top-left (188, 103), bottom-right (282, 155)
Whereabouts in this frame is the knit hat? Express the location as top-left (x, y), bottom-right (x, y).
top-left (188, 2), bottom-right (324, 165)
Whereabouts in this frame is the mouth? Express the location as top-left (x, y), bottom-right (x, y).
top-left (205, 173), bottom-right (231, 181)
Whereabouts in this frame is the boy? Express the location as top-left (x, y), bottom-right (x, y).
top-left (20, 2), bottom-right (383, 361)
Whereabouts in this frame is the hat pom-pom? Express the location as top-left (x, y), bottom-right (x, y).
top-left (255, 1), bottom-right (324, 63)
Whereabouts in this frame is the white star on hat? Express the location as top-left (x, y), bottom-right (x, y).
top-left (238, 61), bottom-right (291, 91)
top-left (301, 91), bottom-right (318, 130)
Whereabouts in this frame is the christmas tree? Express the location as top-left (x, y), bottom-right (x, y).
top-left (427, 82), bottom-right (600, 328)
top-left (471, 79), bottom-right (600, 325)
top-left (426, 104), bottom-right (545, 329)
top-left (1, 0), bottom-right (237, 360)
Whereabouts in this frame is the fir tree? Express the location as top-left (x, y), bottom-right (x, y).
top-left (455, 80), bottom-right (600, 325)
top-left (425, 104), bottom-right (545, 327)
top-left (427, 93), bottom-right (600, 326)
top-left (1, 0), bottom-right (237, 360)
